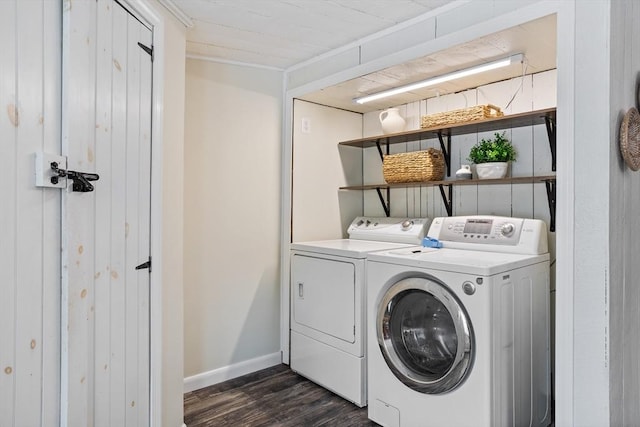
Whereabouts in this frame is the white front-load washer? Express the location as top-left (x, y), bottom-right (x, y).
top-left (366, 216), bottom-right (551, 427)
top-left (290, 217), bottom-right (429, 407)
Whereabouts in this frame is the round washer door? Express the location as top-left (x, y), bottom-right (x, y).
top-left (377, 276), bottom-right (474, 394)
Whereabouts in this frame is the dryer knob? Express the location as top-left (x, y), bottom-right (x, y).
top-left (401, 220), bottom-right (413, 230)
top-left (501, 223), bottom-right (515, 237)
top-left (462, 281), bottom-right (476, 295)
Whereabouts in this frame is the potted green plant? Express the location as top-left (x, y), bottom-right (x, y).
top-left (467, 131), bottom-right (517, 179)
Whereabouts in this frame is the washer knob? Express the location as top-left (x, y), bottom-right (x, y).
top-left (401, 220), bottom-right (413, 230)
top-left (462, 281), bottom-right (476, 295)
top-left (356, 219), bottom-right (364, 226)
top-left (501, 223), bottom-right (515, 237)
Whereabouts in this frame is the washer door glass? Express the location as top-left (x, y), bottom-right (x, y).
top-left (377, 276), bottom-right (474, 394)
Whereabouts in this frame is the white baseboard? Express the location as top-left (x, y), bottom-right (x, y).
top-left (183, 352), bottom-right (281, 393)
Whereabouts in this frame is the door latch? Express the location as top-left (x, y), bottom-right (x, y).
top-left (50, 162), bottom-right (100, 192)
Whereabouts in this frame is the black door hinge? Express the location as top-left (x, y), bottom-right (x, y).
top-left (138, 42), bottom-right (154, 61)
top-left (135, 257), bottom-right (152, 272)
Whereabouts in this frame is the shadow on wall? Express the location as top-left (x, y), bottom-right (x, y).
top-left (229, 266), bottom-right (281, 365)
top-left (187, 58), bottom-right (283, 97)
top-left (338, 144), bottom-right (364, 236)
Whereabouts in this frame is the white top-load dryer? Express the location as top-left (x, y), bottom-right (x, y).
top-left (366, 216), bottom-right (551, 427)
top-left (290, 217), bottom-right (430, 407)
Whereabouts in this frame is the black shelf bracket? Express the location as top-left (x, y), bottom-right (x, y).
top-left (375, 138), bottom-right (390, 162)
top-left (544, 115), bottom-right (556, 172)
top-left (374, 140), bottom-right (390, 217)
top-left (437, 131), bottom-right (452, 177)
top-left (544, 179), bottom-right (556, 232)
top-left (438, 184), bottom-right (453, 216)
top-left (376, 187), bottom-right (391, 217)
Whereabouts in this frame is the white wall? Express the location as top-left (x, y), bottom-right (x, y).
top-left (183, 59), bottom-right (283, 388)
top-left (291, 100), bottom-right (363, 242)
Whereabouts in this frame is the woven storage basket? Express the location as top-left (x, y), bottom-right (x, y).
top-left (421, 104), bottom-right (503, 129)
top-left (383, 148), bottom-right (445, 183)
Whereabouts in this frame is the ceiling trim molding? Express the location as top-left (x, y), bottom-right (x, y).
top-left (156, 0), bottom-right (194, 28)
top-left (284, 0), bottom-right (468, 73)
top-left (186, 54), bottom-right (284, 72)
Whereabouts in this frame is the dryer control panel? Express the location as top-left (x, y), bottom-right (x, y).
top-left (347, 216), bottom-right (430, 244)
top-left (427, 216), bottom-right (548, 255)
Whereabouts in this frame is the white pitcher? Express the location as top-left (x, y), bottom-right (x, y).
top-left (379, 108), bottom-right (406, 134)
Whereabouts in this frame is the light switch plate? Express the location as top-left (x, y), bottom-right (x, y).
top-left (301, 117), bottom-right (311, 134)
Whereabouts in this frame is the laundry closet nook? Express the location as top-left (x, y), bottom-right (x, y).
top-left (288, 14), bottom-right (557, 257)
top-left (284, 10), bottom-right (559, 426)
top-left (281, 0), bottom-right (640, 423)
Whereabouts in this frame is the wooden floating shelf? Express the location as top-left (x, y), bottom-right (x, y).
top-left (336, 107), bottom-right (557, 231)
top-left (339, 175), bottom-right (556, 191)
top-left (339, 107), bottom-right (556, 148)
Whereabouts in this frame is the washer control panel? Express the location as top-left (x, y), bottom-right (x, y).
top-left (427, 216), bottom-right (548, 255)
top-left (347, 216), bottom-right (430, 244)
top-left (439, 217), bottom-right (523, 244)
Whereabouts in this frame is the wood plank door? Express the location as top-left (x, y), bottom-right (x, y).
top-left (61, 1), bottom-right (153, 425)
top-left (0, 1), bottom-right (62, 425)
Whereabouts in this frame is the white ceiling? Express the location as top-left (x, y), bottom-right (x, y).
top-left (174, 0), bottom-right (454, 70)
top-left (168, 1), bottom-right (557, 113)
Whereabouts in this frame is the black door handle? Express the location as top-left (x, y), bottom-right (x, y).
top-left (135, 258), bottom-right (151, 272)
top-left (50, 162), bottom-right (100, 192)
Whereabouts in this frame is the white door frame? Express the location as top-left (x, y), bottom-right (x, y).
top-left (110, 0), bottom-right (166, 424)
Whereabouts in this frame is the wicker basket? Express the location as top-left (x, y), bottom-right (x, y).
top-left (383, 148), bottom-right (445, 183)
top-left (421, 104), bottom-right (503, 129)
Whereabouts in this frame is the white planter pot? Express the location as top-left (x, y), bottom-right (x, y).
top-left (475, 162), bottom-right (509, 179)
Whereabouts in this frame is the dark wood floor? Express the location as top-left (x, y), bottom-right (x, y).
top-left (184, 364), bottom-right (378, 426)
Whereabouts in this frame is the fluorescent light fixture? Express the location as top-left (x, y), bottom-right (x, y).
top-left (353, 53), bottom-right (524, 104)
